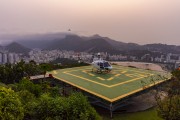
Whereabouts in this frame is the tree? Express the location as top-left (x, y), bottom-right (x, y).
top-left (31, 93), bottom-right (101, 120)
top-left (49, 86), bottom-right (60, 98)
top-left (40, 63), bottom-right (52, 78)
top-left (0, 60), bottom-right (43, 84)
top-left (155, 69), bottom-right (180, 120)
top-left (67, 93), bottom-right (101, 120)
top-left (17, 90), bottom-right (36, 119)
top-left (0, 87), bottom-right (24, 120)
top-left (157, 95), bottom-right (180, 120)
top-left (17, 90), bottom-right (35, 105)
top-left (16, 78), bottom-right (42, 97)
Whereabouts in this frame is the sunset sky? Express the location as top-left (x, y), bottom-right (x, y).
top-left (0, 0), bottom-right (180, 45)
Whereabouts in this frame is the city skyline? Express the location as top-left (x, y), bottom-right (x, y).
top-left (0, 0), bottom-right (180, 45)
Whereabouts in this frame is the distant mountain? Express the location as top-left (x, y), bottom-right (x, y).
top-left (45, 35), bottom-right (120, 54)
top-left (5, 42), bottom-right (31, 54)
top-left (103, 37), bottom-right (142, 51)
top-left (143, 44), bottom-right (180, 54)
top-left (18, 34), bottom-right (180, 55)
top-left (2, 33), bottom-right (180, 55)
top-left (18, 33), bottom-right (72, 49)
top-left (47, 35), bottom-right (85, 50)
top-left (75, 38), bottom-right (120, 54)
top-left (0, 32), bottom-right (73, 49)
top-left (82, 34), bottom-right (142, 51)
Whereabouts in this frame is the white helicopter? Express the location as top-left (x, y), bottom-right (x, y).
top-left (91, 53), bottom-right (112, 73)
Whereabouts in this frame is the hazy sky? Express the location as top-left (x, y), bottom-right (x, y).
top-left (0, 0), bottom-right (180, 45)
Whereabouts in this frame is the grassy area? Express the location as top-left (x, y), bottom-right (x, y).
top-left (102, 108), bottom-right (162, 120)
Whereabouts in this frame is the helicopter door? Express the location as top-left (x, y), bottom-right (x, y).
top-left (97, 62), bottom-right (100, 66)
top-left (100, 63), bottom-right (104, 69)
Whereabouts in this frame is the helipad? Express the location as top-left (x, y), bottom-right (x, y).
top-left (49, 65), bottom-right (170, 102)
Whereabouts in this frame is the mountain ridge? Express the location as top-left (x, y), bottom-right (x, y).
top-left (1, 33), bottom-right (180, 55)
top-left (0, 42), bottom-right (31, 54)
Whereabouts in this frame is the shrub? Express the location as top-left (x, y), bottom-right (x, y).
top-left (0, 87), bottom-right (24, 120)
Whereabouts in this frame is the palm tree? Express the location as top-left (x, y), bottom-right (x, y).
top-left (40, 63), bottom-right (52, 79)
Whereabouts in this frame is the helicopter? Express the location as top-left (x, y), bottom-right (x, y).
top-left (91, 53), bottom-right (112, 73)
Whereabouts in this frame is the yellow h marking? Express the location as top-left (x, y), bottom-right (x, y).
top-left (82, 71), bottom-right (87, 73)
top-left (62, 66), bottom-right (155, 88)
top-left (97, 77), bottom-right (105, 81)
top-left (53, 71), bottom-right (57, 74)
top-left (121, 71), bottom-right (127, 74)
top-left (88, 73), bottom-right (95, 76)
top-left (107, 77), bottom-right (114, 81)
top-left (115, 74), bottom-right (121, 77)
top-left (108, 74), bottom-right (121, 80)
top-left (82, 70), bottom-right (95, 76)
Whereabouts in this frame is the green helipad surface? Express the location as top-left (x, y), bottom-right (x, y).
top-left (49, 65), bottom-right (170, 102)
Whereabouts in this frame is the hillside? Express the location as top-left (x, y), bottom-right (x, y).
top-left (2, 33), bottom-right (180, 55)
top-left (5, 42), bottom-right (31, 54)
top-left (82, 34), bottom-right (142, 51)
top-left (0, 32), bottom-right (73, 49)
top-left (143, 44), bottom-right (180, 54)
top-left (75, 38), bottom-right (120, 54)
top-left (45, 35), bottom-right (120, 54)
top-left (47, 35), bottom-right (84, 50)
top-left (43, 34), bottom-right (180, 54)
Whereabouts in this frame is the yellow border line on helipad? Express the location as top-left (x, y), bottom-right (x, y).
top-left (110, 78), bottom-right (171, 102)
top-left (53, 76), bottom-right (112, 101)
top-left (53, 75), bottom-right (171, 102)
top-left (50, 65), bottom-right (171, 102)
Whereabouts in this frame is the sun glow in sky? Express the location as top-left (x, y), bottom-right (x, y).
top-left (0, 0), bottom-right (180, 45)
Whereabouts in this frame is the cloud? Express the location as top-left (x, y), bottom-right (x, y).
top-left (0, 0), bottom-right (180, 45)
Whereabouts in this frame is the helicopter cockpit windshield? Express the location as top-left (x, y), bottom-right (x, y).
top-left (104, 62), bottom-right (110, 67)
top-left (97, 62), bottom-right (110, 68)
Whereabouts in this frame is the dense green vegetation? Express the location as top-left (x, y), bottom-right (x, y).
top-left (0, 87), bottom-right (24, 120)
top-left (0, 61), bottom-right (100, 120)
top-left (0, 60), bottom-right (89, 84)
top-left (0, 60), bottom-right (45, 84)
top-left (155, 69), bottom-right (180, 120)
top-left (0, 78), bottom-right (101, 120)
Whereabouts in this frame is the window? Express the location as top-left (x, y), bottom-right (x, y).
top-left (100, 63), bottom-right (103, 67)
top-left (104, 62), bottom-right (110, 67)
